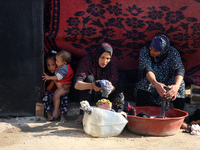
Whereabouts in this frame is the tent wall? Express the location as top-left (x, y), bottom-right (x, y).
top-left (0, 0), bottom-right (44, 117)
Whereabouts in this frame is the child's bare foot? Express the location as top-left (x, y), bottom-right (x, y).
top-left (46, 112), bottom-right (53, 121)
top-left (47, 115), bottom-right (54, 121)
top-left (60, 114), bottom-right (67, 122)
top-left (52, 109), bottom-right (60, 120)
top-left (74, 114), bottom-right (83, 124)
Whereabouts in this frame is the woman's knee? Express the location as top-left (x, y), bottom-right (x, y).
top-left (43, 91), bottom-right (50, 97)
top-left (173, 98), bottom-right (185, 110)
top-left (85, 75), bottom-right (95, 83)
top-left (42, 92), bottom-right (51, 101)
top-left (136, 89), bottom-right (152, 106)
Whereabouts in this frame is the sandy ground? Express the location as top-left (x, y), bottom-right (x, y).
top-left (0, 114), bottom-right (200, 150)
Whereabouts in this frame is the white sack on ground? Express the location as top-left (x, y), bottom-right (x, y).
top-left (82, 107), bottom-right (128, 138)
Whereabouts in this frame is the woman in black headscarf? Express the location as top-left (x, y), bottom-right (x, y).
top-left (74, 42), bottom-right (119, 124)
top-left (134, 34), bottom-right (185, 110)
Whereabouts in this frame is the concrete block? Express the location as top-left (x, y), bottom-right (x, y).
top-left (191, 84), bottom-right (200, 94)
top-left (190, 84), bottom-right (200, 105)
top-left (185, 88), bottom-right (191, 97)
top-left (190, 93), bottom-right (200, 104)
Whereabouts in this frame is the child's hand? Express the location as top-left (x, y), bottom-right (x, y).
top-left (52, 80), bottom-right (57, 83)
top-left (42, 73), bottom-right (49, 82)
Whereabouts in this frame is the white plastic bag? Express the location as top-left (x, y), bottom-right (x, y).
top-left (82, 107), bottom-right (128, 138)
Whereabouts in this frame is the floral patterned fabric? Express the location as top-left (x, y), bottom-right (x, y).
top-left (42, 92), bottom-right (69, 114)
top-left (44, 0), bottom-right (200, 100)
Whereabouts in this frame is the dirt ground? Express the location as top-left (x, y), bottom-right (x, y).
top-left (0, 115), bottom-right (200, 150)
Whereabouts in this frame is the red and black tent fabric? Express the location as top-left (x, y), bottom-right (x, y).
top-left (44, 0), bottom-right (200, 100)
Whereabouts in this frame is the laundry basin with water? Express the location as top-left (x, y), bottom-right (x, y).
top-left (127, 106), bottom-right (188, 136)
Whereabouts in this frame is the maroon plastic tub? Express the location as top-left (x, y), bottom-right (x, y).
top-left (127, 106), bottom-right (188, 136)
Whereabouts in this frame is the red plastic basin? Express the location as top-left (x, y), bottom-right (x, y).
top-left (127, 106), bottom-right (188, 136)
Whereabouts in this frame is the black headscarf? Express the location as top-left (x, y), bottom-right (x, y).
top-left (96, 42), bottom-right (113, 59)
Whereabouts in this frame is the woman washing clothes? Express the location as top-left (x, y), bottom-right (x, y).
top-left (134, 34), bottom-right (185, 111)
top-left (73, 42), bottom-right (119, 124)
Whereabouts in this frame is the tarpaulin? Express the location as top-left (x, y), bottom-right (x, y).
top-left (44, 0), bottom-right (200, 100)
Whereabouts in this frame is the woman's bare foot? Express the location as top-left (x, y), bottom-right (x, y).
top-left (46, 112), bottom-right (53, 121)
top-left (60, 114), bottom-right (67, 122)
top-left (74, 115), bottom-right (83, 124)
top-left (181, 122), bottom-right (189, 129)
top-left (52, 109), bottom-right (60, 120)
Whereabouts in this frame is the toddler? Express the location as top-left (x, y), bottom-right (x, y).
top-left (43, 50), bottom-right (74, 122)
